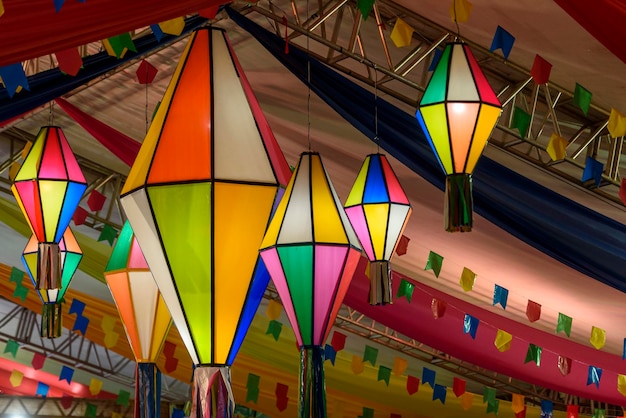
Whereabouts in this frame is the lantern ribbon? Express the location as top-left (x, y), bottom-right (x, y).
top-left (299, 346), bottom-right (326, 418)
top-left (136, 363), bottom-right (161, 418)
top-left (191, 367), bottom-right (235, 418)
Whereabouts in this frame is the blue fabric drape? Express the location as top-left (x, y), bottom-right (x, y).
top-left (227, 7), bottom-right (626, 292)
top-left (0, 16), bottom-right (207, 123)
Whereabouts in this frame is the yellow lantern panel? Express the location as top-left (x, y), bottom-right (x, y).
top-left (465, 104), bottom-right (502, 173)
top-left (363, 203), bottom-right (390, 260)
top-left (419, 104), bottom-right (453, 174)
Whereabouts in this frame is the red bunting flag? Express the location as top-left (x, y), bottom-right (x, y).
top-left (567, 405), bottom-right (579, 418)
top-left (55, 48), bottom-right (83, 76)
top-left (198, 5), bottom-right (220, 18)
top-left (331, 331), bottom-right (347, 352)
top-left (619, 179), bottom-right (626, 205)
top-left (431, 298), bottom-right (447, 319)
top-left (61, 394), bottom-right (74, 409)
top-left (396, 235), bottom-right (410, 255)
top-left (275, 383), bottom-right (289, 411)
top-left (87, 190), bottom-right (106, 212)
top-left (515, 406), bottom-right (527, 418)
top-left (406, 375), bottom-right (420, 395)
top-left (531, 54), bottom-right (552, 84)
top-left (558, 355), bottom-right (572, 376)
top-left (453, 377), bottom-right (466, 397)
top-left (163, 341), bottom-right (179, 373)
top-left (136, 60), bottom-right (158, 85)
top-left (72, 206), bottom-right (88, 226)
top-left (31, 352), bottom-right (46, 370)
top-left (526, 300), bottom-right (541, 322)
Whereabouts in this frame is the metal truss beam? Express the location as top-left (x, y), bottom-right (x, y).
top-left (0, 298), bottom-right (190, 402)
top-left (236, 0), bottom-right (625, 206)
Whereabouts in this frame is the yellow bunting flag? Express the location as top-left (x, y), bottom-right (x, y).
top-left (112, 413), bottom-right (123, 418)
top-left (10, 370), bottom-right (23, 387)
top-left (351, 355), bottom-right (365, 375)
top-left (101, 315), bottom-right (119, 349)
top-left (449, 0), bottom-right (473, 23)
top-left (511, 394), bottom-right (525, 413)
top-left (390, 18), bottom-right (414, 48)
top-left (608, 108), bottom-right (626, 138)
top-left (546, 133), bottom-right (567, 161)
top-left (460, 392), bottom-right (474, 410)
top-left (590, 326), bottom-right (606, 350)
top-left (159, 17), bottom-right (185, 36)
top-left (494, 329), bottom-right (512, 352)
top-left (618, 374), bottom-right (626, 397)
top-left (89, 378), bottom-right (103, 395)
top-left (266, 299), bottom-right (282, 320)
top-left (21, 141), bottom-right (32, 159)
top-left (459, 267), bottom-right (476, 292)
top-left (392, 357), bottom-right (408, 376)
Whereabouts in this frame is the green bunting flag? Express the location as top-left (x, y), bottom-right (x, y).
top-left (511, 107), bottom-right (531, 139)
top-left (556, 313), bottom-right (572, 337)
top-left (593, 409), bottom-right (605, 418)
top-left (574, 83), bottom-right (592, 115)
top-left (98, 224), bottom-right (118, 246)
top-left (85, 403), bottom-right (97, 417)
top-left (396, 279), bottom-right (414, 303)
top-left (9, 267), bottom-right (24, 284)
top-left (266, 320), bottom-right (283, 341)
top-left (359, 407), bottom-right (374, 418)
top-left (363, 345), bottom-right (379, 366)
top-left (377, 366), bottom-right (391, 386)
top-left (116, 390), bottom-right (130, 407)
top-left (106, 33), bottom-right (137, 58)
top-left (13, 281), bottom-right (28, 302)
top-left (486, 399), bottom-right (500, 415)
top-left (483, 387), bottom-right (496, 405)
top-left (356, 0), bottom-right (375, 20)
top-left (4, 339), bottom-right (19, 357)
top-left (425, 250), bottom-right (443, 277)
top-left (524, 344), bottom-right (541, 366)
top-left (246, 373), bottom-right (260, 403)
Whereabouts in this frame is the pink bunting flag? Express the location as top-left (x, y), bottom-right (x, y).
top-left (55, 48), bottom-right (83, 76)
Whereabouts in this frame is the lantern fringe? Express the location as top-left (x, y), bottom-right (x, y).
top-left (369, 261), bottom-right (392, 305)
top-left (40, 302), bottom-right (62, 338)
top-left (299, 346), bottom-right (327, 418)
top-left (37, 242), bottom-right (61, 290)
top-left (136, 363), bottom-right (161, 418)
top-left (445, 174), bottom-right (473, 232)
top-left (191, 366), bottom-right (234, 418)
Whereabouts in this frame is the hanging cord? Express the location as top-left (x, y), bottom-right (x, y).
top-left (48, 101), bottom-right (54, 126)
top-left (374, 66), bottom-right (380, 154)
top-left (453, 0), bottom-right (461, 40)
top-left (306, 0), bottom-right (312, 150)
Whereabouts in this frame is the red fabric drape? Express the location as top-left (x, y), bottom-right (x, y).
top-left (555, 0), bottom-right (626, 64)
top-left (55, 97), bottom-right (140, 166)
top-left (345, 258), bottom-right (626, 406)
top-left (0, 0), bottom-right (227, 67)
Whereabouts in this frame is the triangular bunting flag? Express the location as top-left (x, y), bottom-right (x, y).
top-left (618, 374), bottom-right (626, 397)
top-left (566, 405), bottom-right (578, 418)
top-left (159, 17), bottom-right (185, 36)
top-left (541, 400), bottom-right (553, 418)
top-left (392, 356), bottom-right (408, 376)
top-left (363, 345), bottom-right (378, 366)
top-left (356, 0), bottom-right (375, 20)
top-left (483, 386), bottom-right (496, 405)
top-left (487, 399), bottom-right (500, 415)
top-left (0, 63), bottom-right (30, 98)
top-left (406, 375), bottom-right (419, 395)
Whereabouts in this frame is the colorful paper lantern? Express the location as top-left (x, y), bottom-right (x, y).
top-left (120, 28), bottom-right (290, 418)
top-left (416, 42), bottom-right (501, 232)
top-left (260, 151), bottom-right (362, 418)
top-left (22, 228), bottom-right (82, 338)
top-left (104, 221), bottom-right (172, 418)
top-left (12, 126), bottom-right (87, 293)
top-left (345, 153), bottom-right (412, 305)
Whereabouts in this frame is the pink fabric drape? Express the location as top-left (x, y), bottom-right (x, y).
top-left (55, 98), bottom-right (140, 166)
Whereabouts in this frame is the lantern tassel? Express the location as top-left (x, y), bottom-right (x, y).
top-left (299, 346), bottom-right (327, 418)
top-left (191, 366), bottom-right (234, 418)
top-left (37, 242), bottom-right (61, 290)
top-left (369, 261), bottom-right (392, 305)
top-left (40, 303), bottom-right (62, 338)
top-left (445, 174), bottom-right (474, 232)
top-left (136, 363), bottom-right (161, 418)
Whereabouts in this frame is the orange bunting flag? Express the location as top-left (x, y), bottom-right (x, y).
top-left (546, 133), bottom-right (567, 161)
top-left (460, 392), bottom-right (474, 410)
top-left (449, 0), bottom-right (472, 23)
top-left (511, 394), bottom-right (525, 413)
top-left (392, 357), bottom-right (408, 376)
top-left (101, 315), bottom-right (119, 348)
top-left (390, 18), bottom-right (414, 48)
top-left (0, 1), bottom-right (4, 17)
top-left (590, 326), bottom-right (606, 350)
top-left (459, 267), bottom-right (476, 292)
top-left (159, 17), bottom-right (185, 36)
top-left (351, 355), bottom-right (365, 375)
top-left (617, 374), bottom-right (626, 397)
top-left (9, 162), bottom-right (20, 181)
top-left (608, 108), bottom-right (626, 138)
top-left (266, 299), bottom-right (282, 320)
top-left (494, 329), bottom-right (512, 352)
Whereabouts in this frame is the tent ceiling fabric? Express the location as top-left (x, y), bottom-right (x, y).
top-left (0, 0), bottom-right (225, 67)
top-left (2, 0), bottom-right (626, 410)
